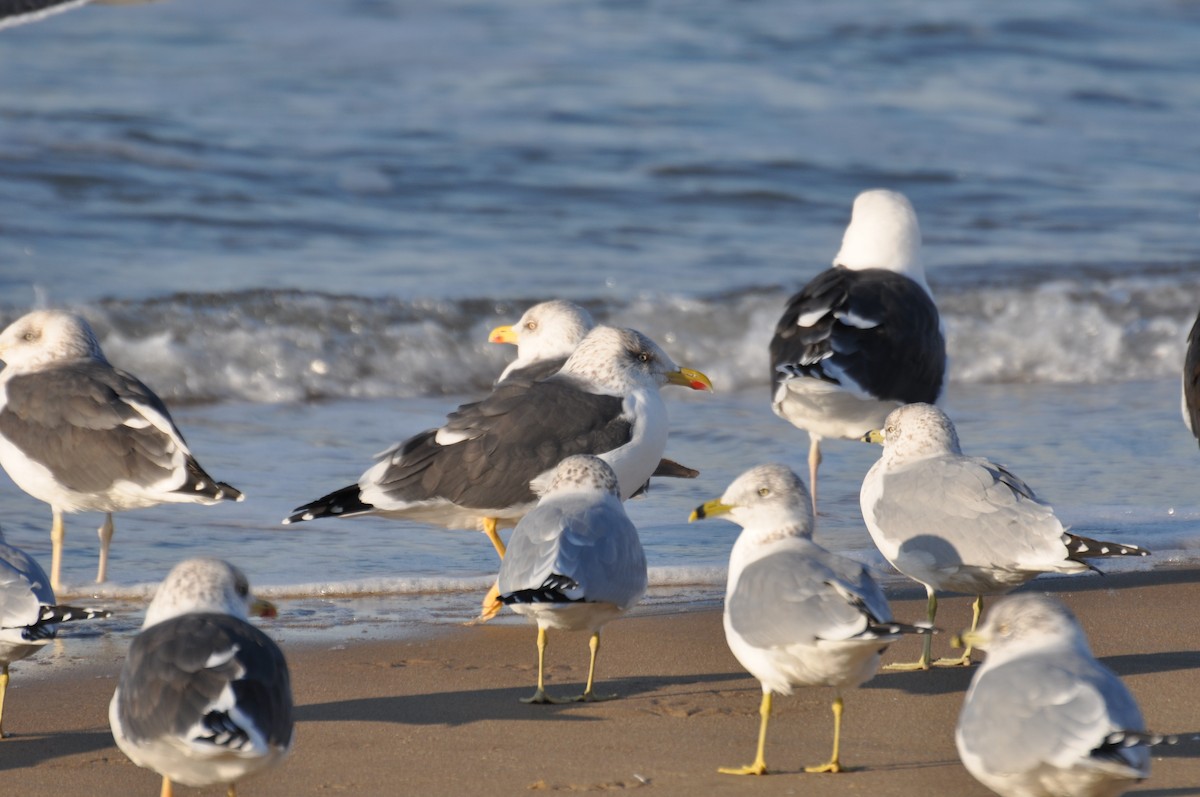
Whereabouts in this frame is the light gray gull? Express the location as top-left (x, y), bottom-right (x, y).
top-left (109, 557), bottom-right (292, 797)
top-left (489, 300), bottom-right (699, 482)
top-left (689, 464), bottom-right (930, 775)
top-left (956, 594), bottom-right (1173, 797)
top-left (1182, 307), bottom-right (1200, 445)
top-left (496, 455), bottom-right (646, 704)
top-left (0, 527), bottom-right (109, 737)
top-left (284, 325), bottom-right (712, 561)
top-left (0, 310), bottom-right (243, 591)
top-left (861, 403), bottom-right (1148, 670)
top-left (769, 189), bottom-right (945, 513)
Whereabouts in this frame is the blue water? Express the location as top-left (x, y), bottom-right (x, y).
top-left (0, 0), bottom-right (1198, 644)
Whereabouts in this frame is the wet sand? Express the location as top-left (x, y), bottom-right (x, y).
top-left (2, 569), bottom-right (1198, 796)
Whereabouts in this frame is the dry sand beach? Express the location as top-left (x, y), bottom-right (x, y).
top-left (2, 569), bottom-right (1198, 796)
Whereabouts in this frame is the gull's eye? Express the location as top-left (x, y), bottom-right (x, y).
top-left (525, 321), bottom-right (537, 331)
top-left (636, 351), bottom-right (651, 363)
top-left (758, 487), bottom-right (770, 497)
top-left (22, 331), bottom-right (36, 341)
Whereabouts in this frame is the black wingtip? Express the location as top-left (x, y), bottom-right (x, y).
top-left (283, 485), bottom-right (374, 525)
top-left (652, 458), bottom-right (700, 479)
top-left (1064, 532), bottom-right (1151, 561)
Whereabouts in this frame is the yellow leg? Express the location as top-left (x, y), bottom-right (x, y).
top-left (483, 517), bottom-right (506, 558)
top-left (573, 631), bottom-right (616, 702)
top-left (227, 783), bottom-right (238, 797)
top-left (805, 695), bottom-right (845, 773)
top-left (473, 581), bottom-right (503, 624)
top-left (160, 777), bottom-right (173, 797)
top-left (0, 663), bottom-right (10, 739)
top-left (807, 437), bottom-right (822, 515)
top-left (96, 512), bottom-right (114, 584)
top-left (720, 691), bottom-right (771, 775)
top-left (521, 627), bottom-right (567, 704)
top-left (50, 508), bottom-right (65, 593)
top-left (934, 596), bottom-right (982, 667)
top-left (886, 586), bottom-right (937, 670)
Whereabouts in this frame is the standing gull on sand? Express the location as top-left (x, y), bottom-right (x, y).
top-left (689, 464), bottom-right (929, 775)
top-left (285, 326), bottom-right (712, 559)
top-left (0, 528), bottom-right (109, 737)
top-left (0, 310), bottom-right (243, 590)
top-left (110, 558), bottom-right (293, 797)
top-left (770, 189), bottom-right (945, 512)
top-left (956, 594), bottom-right (1171, 797)
top-left (497, 455), bottom-right (646, 704)
top-left (861, 403), bottom-right (1148, 670)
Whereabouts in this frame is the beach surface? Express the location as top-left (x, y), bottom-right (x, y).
top-left (2, 569), bottom-right (1198, 796)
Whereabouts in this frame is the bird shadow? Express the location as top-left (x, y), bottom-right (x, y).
top-left (296, 672), bottom-right (745, 726)
top-left (1037, 567), bottom-right (1200, 594)
top-left (863, 664), bottom-right (976, 697)
top-left (0, 728), bottom-right (112, 772)
top-left (1147, 732), bottom-right (1200, 759)
top-left (1099, 651), bottom-right (1200, 679)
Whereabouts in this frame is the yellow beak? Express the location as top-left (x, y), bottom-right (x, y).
top-left (489, 324), bottom-right (518, 345)
top-left (250, 598), bottom-right (278, 619)
top-left (689, 499), bottom-right (733, 523)
top-left (667, 367), bottom-right (714, 392)
top-left (950, 629), bottom-right (986, 650)
top-left (862, 428), bottom-right (885, 445)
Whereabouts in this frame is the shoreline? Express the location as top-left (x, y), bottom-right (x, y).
top-left (2, 569), bottom-right (1198, 795)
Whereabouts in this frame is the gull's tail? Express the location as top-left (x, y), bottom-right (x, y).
top-left (181, 458), bottom-right (245, 503)
top-left (283, 484), bottom-right (375, 525)
top-left (22, 604), bottom-right (111, 641)
top-left (1063, 532), bottom-right (1150, 565)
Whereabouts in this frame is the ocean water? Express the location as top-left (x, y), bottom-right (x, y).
top-left (0, 0), bottom-right (1198, 648)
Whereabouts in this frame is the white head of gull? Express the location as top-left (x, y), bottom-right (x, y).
top-left (490, 300), bottom-right (595, 383)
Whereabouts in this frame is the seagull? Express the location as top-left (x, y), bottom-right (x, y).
top-left (285, 326), bottom-right (712, 561)
top-left (689, 464), bottom-right (930, 775)
top-left (497, 455), bottom-right (647, 704)
top-left (489, 300), bottom-right (596, 384)
top-left (861, 403), bottom-right (1148, 670)
top-left (1182, 308), bottom-right (1200, 445)
top-left (109, 558), bottom-right (293, 797)
top-left (956, 593), bottom-right (1173, 797)
top-left (0, 527), bottom-right (109, 737)
top-left (489, 300), bottom-right (698, 484)
top-left (769, 189), bottom-right (945, 513)
top-left (0, 310), bottom-right (243, 591)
